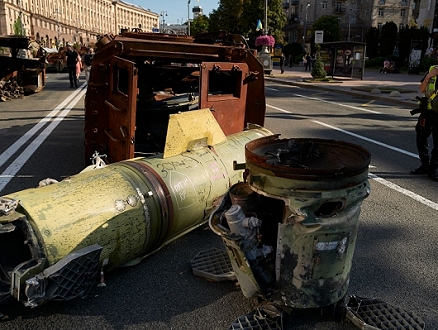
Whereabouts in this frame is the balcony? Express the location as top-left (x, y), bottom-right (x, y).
top-left (283, 2), bottom-right (290, 8)
top-left (334, 8), bottom-right (346, 14)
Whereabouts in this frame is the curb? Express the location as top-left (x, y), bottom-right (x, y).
top-left (265, 76), bottom-right (418, 109)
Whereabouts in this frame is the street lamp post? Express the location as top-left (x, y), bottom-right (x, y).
top-left (303, 3), bottom-right (310, 52)
top-left (264, 0), bottom-right (268, 35)
top-left (17, 0), bottom-right (24, 35)
top-left (160, 11), bottom-right (167, 32)
top-left (188, 0), bottom-right (191, 35)
top-left (53, 8), bottom-right (60, 48)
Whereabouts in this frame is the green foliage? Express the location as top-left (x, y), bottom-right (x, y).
top-left (282, 43), bottom-right (303, 58)
top-left (209, 0), bottom-right (286, 46)
top-left (311, 44), bottom-right (326, 79)
top-left (380, 22), bottom-right (398, 57)
top-left (397, 27), bottom-right (414, 61)
top-left (365, 27), bottom-right (379, 59)
top-left (13, 17), bottom-right (25, 36)
top-left (366, 25), bottom-right (431, 68)
top-left (263, 0), bottom-right (287, 44)
top-left (364, 57), bottom-right (384, 68)
top-left (419, 57), bottom-right (438, 72)
top-left (312, 16), bottom-right (340, 42)
top-left (209, 0), bottom-right (244, 33)
top-left (191, 15), bottom-right (209, 36)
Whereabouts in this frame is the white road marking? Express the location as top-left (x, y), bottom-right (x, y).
top-left (267, 86), bottom-right (382, 114)
top-left (0, 86), bottom-right (85, 168)
top-left (311, 120), bottom-right (419, 159)
top-left (266, 103), bottom-right (436, 210)
top-left (0, 85), bottom-right (87, 192)
top-left (369, 173), bottom-right (438, 210)
top-left (292, 92), bottom-right (382, 114)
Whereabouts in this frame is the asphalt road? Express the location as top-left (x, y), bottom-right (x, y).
top-left (0, 74), bottom-right (437, 329)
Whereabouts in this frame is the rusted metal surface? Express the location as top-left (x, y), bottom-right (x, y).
top-left (245, 135), bottom-right (371, 182)
top-left (84, 30), bottom-right (266, 164)
top-left (0, 36), bottom-right (46, 95)
top-left (210, 136), bottom-right (371, 310)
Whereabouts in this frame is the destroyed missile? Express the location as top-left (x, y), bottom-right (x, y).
top-left (0, 109), bottom-right (273, 308)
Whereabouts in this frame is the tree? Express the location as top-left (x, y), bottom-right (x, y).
top-left (190, 15), bottom-right (209, 36)
top-left (365, 27), bottom-right (379, 59)
top-left (209, 0), bottom-right (245, 34)
top-left (311, 16), bottom-right (341, 43)
top-left (283, 42), bottom-right (304, 61)
top-left (380, 21), bottom-right (398, 57)
top-left (209, 0), bottom-right (286, 46)
top-left (311, 44), bottom-right (326, 79)
top-left (13, 17), bottom-right (25, 36)
top-left (263, 0), bottom-right (286, 45)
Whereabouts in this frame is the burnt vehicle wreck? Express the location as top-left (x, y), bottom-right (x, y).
top-left (0, 36), bottom-right (46, 99)
top-left (0, 30), bottom-right (270, 308)
top-left (84, 30), bottom-right (266, 163)
top-left (0, 30), bottom-right (426, 329)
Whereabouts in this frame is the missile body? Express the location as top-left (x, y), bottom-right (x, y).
top-left (0, 124), bottom-right (272, 307)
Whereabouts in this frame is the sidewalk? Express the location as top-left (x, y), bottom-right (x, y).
top-left (265, 64), bottom-right (423, 108)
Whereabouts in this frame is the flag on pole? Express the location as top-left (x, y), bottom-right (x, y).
top-left (256, 19), bottom-right (263, 31)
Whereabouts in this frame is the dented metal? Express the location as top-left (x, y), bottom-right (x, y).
top-left (85, 30), bottom-right (266, 164)
top-left (210, 136), bottom-right (371, 309)
top-left (0, 29), bottom-right (271, 308)
top-left (0, 109), bottom-right (272, 307)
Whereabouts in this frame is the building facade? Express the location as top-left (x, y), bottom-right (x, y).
top-left (282, 0), bottom-right (436, 47)
top-left (0, 0), bottom-right (159, 48)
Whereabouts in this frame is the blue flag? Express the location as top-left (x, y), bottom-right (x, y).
top-left (256, 19), bottom-right (263, 31)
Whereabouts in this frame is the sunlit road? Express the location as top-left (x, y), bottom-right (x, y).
top-left (0, 77), bottom-right (436, 329)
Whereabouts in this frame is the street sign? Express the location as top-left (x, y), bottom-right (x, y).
top-left (315, 30), bottom-right (324, 44)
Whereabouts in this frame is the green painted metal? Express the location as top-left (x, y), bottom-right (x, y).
top-left (210, 136), bottom-right (371, 309)
top-left (5, 127), bottom-right (273, 276)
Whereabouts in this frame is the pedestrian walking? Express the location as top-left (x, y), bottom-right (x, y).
top-left (410, 65), bottom-right (438, 181)
top-left (82, 47), bottom-right (94, 83)
top-left (305, 53), bottom-right (312, 71)
top-left (280, 53), bottom-right (285, 74)
top-left (65, 44), bottom-right (79, 88)
top-left (76, 53), bottom-right (83, 82)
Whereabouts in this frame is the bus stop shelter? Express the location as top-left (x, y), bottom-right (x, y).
top-left (319, 41), bottom-right (366, 80)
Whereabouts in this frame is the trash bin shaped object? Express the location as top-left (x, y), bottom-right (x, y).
top-left (210, 135), bottom-right (371, 309)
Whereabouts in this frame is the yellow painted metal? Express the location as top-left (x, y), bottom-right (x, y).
top-left (163, 108), bottom-right (227, 158)
top-left (6, 126), bottom-right (273, 271)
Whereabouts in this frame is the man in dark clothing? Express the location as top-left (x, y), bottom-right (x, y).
top-left (65, 44), bottom-right (78, 88)
top-left (305, 53), bottom-right (312, 71)
top-left (411, 65), bottom-right (438, 181)
top-left (279, 53), bottom-right (285, 74)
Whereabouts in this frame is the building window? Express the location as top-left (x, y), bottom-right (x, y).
top-left (322, 1), bottom-right (327, 9)
top-left (336, 3), bottom-right (343, 13)
top-left (378, 23), bottom-right (382, 29)
top-left (378, 8), bottom-right (384, 16)
top-left (399, 23), bottom-right (404, 29)
top-left (400, 9), bottom-right (405, 17)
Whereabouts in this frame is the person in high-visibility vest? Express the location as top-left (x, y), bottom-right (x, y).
top-left (411, 65), bottom-right (438, 181)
